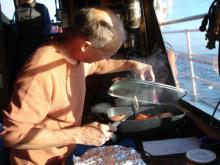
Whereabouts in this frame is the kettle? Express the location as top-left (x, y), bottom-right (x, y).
top-left (125, 0), bottom-right (142, 29)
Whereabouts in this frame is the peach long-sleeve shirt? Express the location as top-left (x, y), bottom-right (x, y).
top-left (1, 45), bottom-right (98, 165)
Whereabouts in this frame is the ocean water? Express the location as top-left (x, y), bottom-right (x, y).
top-left (176, 51), bottom-right (220, 109)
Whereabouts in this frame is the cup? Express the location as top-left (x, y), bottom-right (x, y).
top-left (186, 148), bottom-right (216, 165)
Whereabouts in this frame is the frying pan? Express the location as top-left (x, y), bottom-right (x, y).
top-left (107, 104), bottom-right (185, 133)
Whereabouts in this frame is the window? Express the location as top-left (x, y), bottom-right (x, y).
top-left (37, 0), bottom-right (59, 22)
top-left (1, 0), bottom-right (15, 20)
top-left (0, 0), bottom-right (58, 22)
top-left (154, 0), bottom-right (220, 120)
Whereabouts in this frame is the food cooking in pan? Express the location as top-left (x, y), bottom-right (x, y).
top-left (135, 112), bottom-right (172, 120)
top-left (110, 114), bottom-right (126, 122)
top-left (110, 112), bottom-right (172, 121)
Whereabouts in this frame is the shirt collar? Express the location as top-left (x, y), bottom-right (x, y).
top-left (59, 47), bottom-right (79, 65)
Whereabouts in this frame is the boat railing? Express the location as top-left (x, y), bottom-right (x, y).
top-left (160, 14), bottom-right (219, 109)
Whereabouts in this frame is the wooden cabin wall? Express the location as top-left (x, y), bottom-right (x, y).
top-left (0, 4), bottom-right (10, 115)
top-left (0, 31), bottom-right (8, 111)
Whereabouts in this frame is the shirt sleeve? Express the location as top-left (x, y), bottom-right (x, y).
top-left (83, 62), bottom-right (98, 76)
top-left (1, 73), bottom-right (52, 147)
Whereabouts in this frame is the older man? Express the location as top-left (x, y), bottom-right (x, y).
top-left (1, 7), bottom-right (154, 165)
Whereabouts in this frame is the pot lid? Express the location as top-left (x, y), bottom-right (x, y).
top-left (108, 78), bottom-right (187, 104)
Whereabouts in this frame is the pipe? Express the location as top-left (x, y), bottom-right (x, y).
top-left (160, 14), bottom-right (207, 26)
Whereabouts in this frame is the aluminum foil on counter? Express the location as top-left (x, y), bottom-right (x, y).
top-left (73, 145), bottom-right (146, 165)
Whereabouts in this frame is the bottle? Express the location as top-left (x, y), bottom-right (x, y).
top-left (125, 0), bottom-right (142, 29)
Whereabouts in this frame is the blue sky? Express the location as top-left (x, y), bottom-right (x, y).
top-left (167, 0), bottom-right (212, 20)
top-left (158, 0), bottom-right (218, 55)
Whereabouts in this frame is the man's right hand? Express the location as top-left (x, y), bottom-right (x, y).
top-left (80, 122), bottom-right (116, 146)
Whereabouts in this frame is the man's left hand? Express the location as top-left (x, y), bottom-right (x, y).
top-left (133, 62), bottom-right (155, 81)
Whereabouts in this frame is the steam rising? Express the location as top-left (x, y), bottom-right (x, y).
top-left (126, 45), bottom-right (171, 84)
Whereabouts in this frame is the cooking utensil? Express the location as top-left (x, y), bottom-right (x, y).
top-left (107, 78), bottom-right (186, 133)
top-left (111, 114), bottom-right (130, 127)
top-left (108, 78), bottom-right (187, 104)
top-left (131, 96), bottom-right (139, 117)
top-left (108, 106), bottom-right (134, 142)
top-left (109, 111), bottom-right (131, 142)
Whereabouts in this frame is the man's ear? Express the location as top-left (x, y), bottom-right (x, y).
top-left (81, 41), bottom-right (92, 53)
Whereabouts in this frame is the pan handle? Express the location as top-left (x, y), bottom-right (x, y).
top-left (110, 121), bottom-right (121, 143)
top-left (110, 116), bottom-right (127, 143)
top-left (111, 113), bottom-right (130, 128)
top-left (111, 133), bottom-right (118, 143)
top-left (131, 96), bottom-right (140, 117)
top-left (111, 121), bottom-right (121, 127)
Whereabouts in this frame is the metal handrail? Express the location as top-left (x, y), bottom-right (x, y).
top-left (162, 29), bottom-right (200, 34)
top-left (178, 71), bottom-right (220, 89)
top-left (160, 10), bottom-right (220, 118)
top-left (195, 76), bottom-right (220, 89)
top-left (176, 52), bottom-right (214, 66)
top-left (178, 71), bottom-right (218, 108)
top-left (162, 27), bottom-right (217, 107)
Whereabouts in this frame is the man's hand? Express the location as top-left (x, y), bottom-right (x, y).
top-left (80, 122), bottom-right (116, 146)
top-left (132, 62), bottom-right (155, 81)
